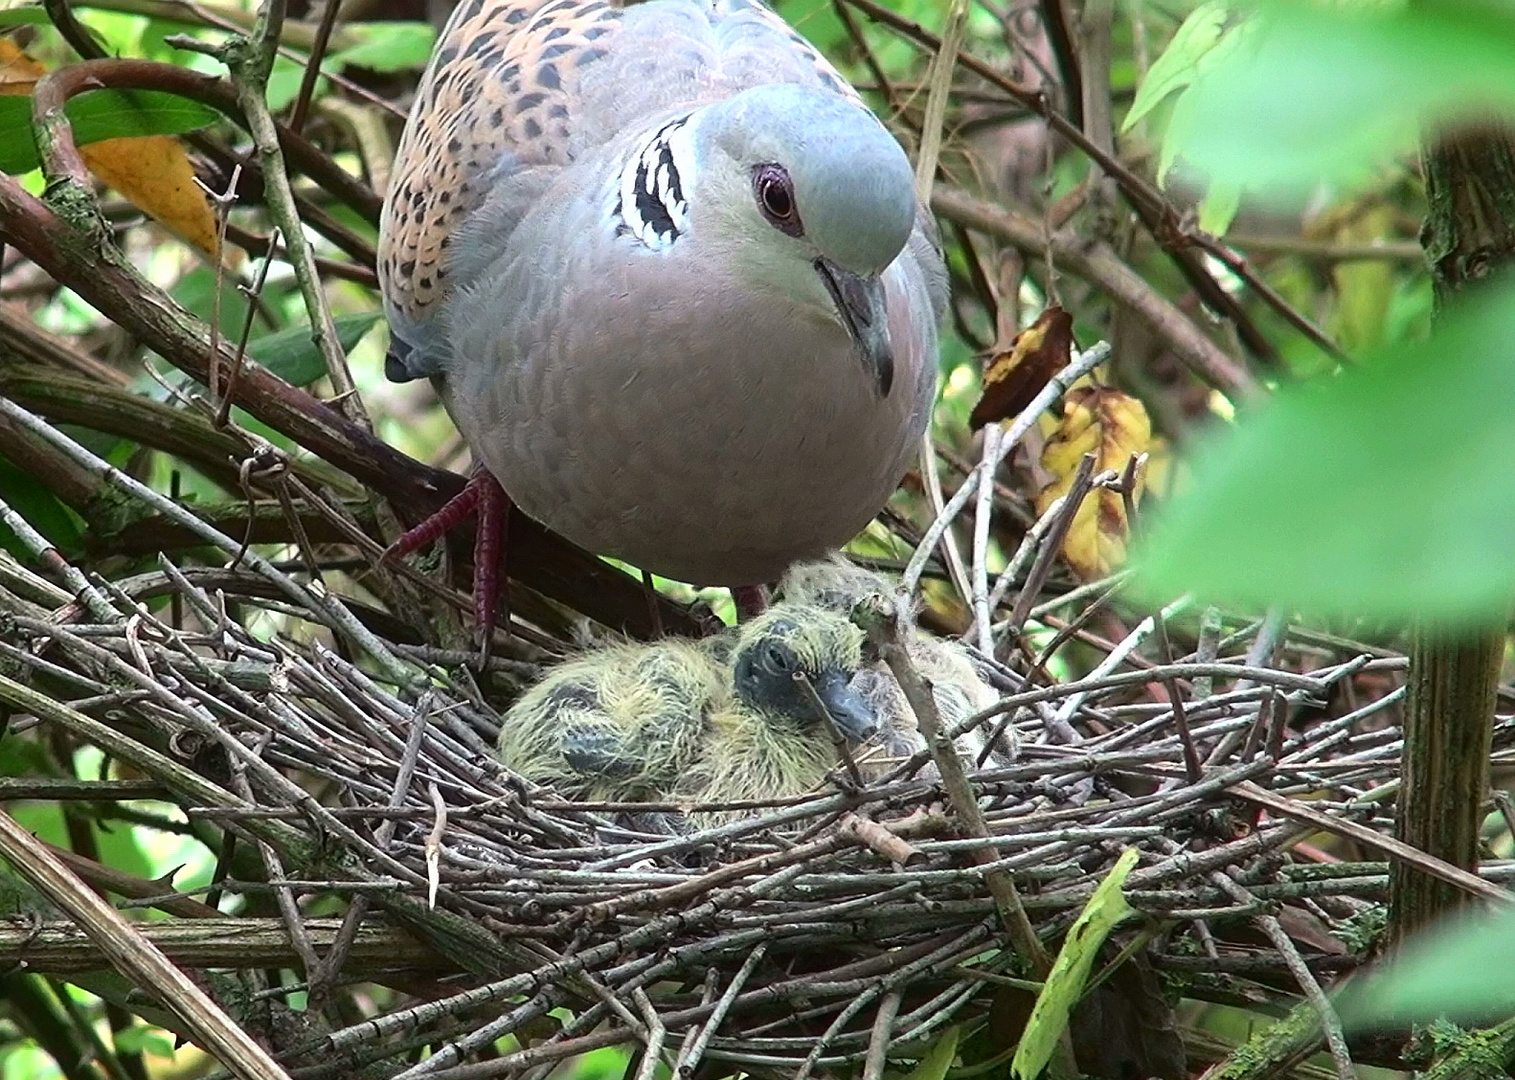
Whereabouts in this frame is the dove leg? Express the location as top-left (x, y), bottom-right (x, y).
top-left (473, 473), bottom-right (509, 634)
top-left (383, 471), bottom-right (486, 556)
top-left (381, 467), bottom-right (513, 638)
top-left (732, 585), bottom-right (769, 620)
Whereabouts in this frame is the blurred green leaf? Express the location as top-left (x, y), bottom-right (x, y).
top-left (0, 739), bottom-right (55, 778)
top-left (558, 1046), bottom-right (630, 1080)
top-left (248, 311), bottom-right (382, 387)
top-left (1122, 1), bottom-right (1229, 132)
top-left (171, 265), bottom-right (255, 343)
top-left (266, 55), bottom-right (321, 113)
top-left (1012, 849), bottom-right (1138, 1079)
top-left (777, 0), bottom-right (849, 56)
top-left (1136, 277), bottom-right (1515, 622)
top-left (1197, 178), bottom-right (1241, 235)
top-left (1337, 908), bottom-right (1515, 1025)
top-left (1173, 0), bottom-right (1515, 200)
top-left (1326, 204), bottom-right (1399, 354)
top-left (328, 22), bottom-right (436, 72)
top-left (89, 815), bottom-right (154, 883)
top-left (0, 91), bottom-right (219, 175)
top-left (111, 1025), bottom-right (174, 1057)
top-left (0, 5), bottom-right (53, 25)
top-left (0, 455), bottom-right (83, 556)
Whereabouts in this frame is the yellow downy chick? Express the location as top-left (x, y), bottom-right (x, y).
top-left (497, 638), bottom-right (724, 802)
top-left (676, 603), bottom-right (881, 824)
top-left (778, 556), bottom-right (1017, 775)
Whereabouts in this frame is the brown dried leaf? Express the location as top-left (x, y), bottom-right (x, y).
top-left (0, 39), bottom-right (45, 87)
top-left (1035, 388), bottom-right (1152, 579)
top-left (0, 41), bottom-right (219, 259)
top-left (969, 304), bottom-right (1074, 430)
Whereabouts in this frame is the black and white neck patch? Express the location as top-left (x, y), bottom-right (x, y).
top-left (615, 115), bottom-right (694, 250)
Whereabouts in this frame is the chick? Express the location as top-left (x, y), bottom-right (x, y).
top-left (674, 603), bottom-right (882, 822)
top-left (777, 557), bottom-right (1017, 774)
top-left (496, 638), bottom-right (723, 802)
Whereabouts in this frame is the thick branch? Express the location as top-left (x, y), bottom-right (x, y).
top-left (1390, 124), bottom-right (1515, 946)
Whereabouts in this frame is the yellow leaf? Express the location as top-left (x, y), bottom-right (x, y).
top-left (0, 41), bottom-right (220, 259)
top-left (80, 135), bottom-right (220, 257)
top-left (1035, 388), bottom-right (1152, 579)
top-left (1325, 202), bottom-right (1396, 354)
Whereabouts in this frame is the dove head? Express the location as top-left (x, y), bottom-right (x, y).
top-left (690, 84), bottom-right (917, 394)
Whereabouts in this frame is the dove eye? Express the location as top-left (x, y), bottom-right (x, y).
top-left (753, 163), bottom-right (803, 237)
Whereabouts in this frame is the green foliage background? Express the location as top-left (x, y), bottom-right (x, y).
top-left (2, 0), bottom-right (1514, 1073)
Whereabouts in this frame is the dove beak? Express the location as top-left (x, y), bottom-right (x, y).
top-left (813, 668), bottom-right (882, 743)
top-left (815, 258), bottom-right (894, 397)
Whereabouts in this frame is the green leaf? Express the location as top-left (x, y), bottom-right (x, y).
top-left (1135, 277), bottom-right (1515, 623)
top-left (1172, 0), bottom-right (1515, 200)
top-left (266, 55), bottom-right (321, 113)
top-left (895, 1026), bottom-right (959, 1080)
top-left (1196, 178), bottom-right (1241, 235)
top-left (1122, 1), bottom-right (1229, 132)
top-left (0, 90), bottom-right (219, 175)
top-left (1012, 849), bottom-right (1138, 1080)
top-left (247, 311), bottom-right (382, 387)
top-left (1337, 908), bottom-right (1515, 1026)
top-left (112, 1024), bottom-right (174, 1057)
top-left (0, 5), bottom-right (54, 25)
top-left (0, 454), bottom-right (83, 555)
top-left (1327, 204), bottom-right (1399, 354)
top-left (327, 22), bottom-right (436, 72)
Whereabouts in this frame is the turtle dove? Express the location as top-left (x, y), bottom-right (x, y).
top-left (378, 0), bottom-right (947, 626)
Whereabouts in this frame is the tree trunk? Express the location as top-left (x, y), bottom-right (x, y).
top-left (1388, 125), bottom-right (1515, 945)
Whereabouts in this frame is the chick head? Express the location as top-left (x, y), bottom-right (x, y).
top-left (730, 603), bottom-right (880, 743)
top-left (777, 556), bottom-right (892, 614)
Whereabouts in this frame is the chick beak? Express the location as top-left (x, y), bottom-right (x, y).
top-left (814, 258), bottom-right (894, 398)
top-left (812, 668), bottom-right (881, 743)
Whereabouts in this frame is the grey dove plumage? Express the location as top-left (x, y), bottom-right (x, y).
top-left (379, 0), bottom-right (946, 590)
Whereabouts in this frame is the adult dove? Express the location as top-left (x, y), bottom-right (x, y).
top-left (378, 0), bottom-right (946, 628)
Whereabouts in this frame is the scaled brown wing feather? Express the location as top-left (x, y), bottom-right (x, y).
top-left (380, 0), bottom-right (622, 325)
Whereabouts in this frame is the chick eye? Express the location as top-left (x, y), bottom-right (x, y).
top-left (764, 643), bottom-right (794, 672)
top-left (753, 163), bottom-right (803, 238)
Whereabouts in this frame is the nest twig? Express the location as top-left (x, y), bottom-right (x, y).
top-left (2, 386), bottom-right (1510, 1079)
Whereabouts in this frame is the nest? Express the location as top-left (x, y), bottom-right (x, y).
top-left (5, 396), bottom-right (1512, 1080)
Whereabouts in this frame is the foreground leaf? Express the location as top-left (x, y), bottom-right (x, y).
top-left (1171, 0), bottom-right (1515, 200)
top-left (1337, 908), bottom-right (1515, 1026)
top-left (1012, 849), bottom-right (1138, 1079)
top-left (1136, 277), bottom-right (1515, 622)
top-left (1122, 0), bottom-right (1230, 132)
top-left (0, 93), bottom-right (218, 176)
